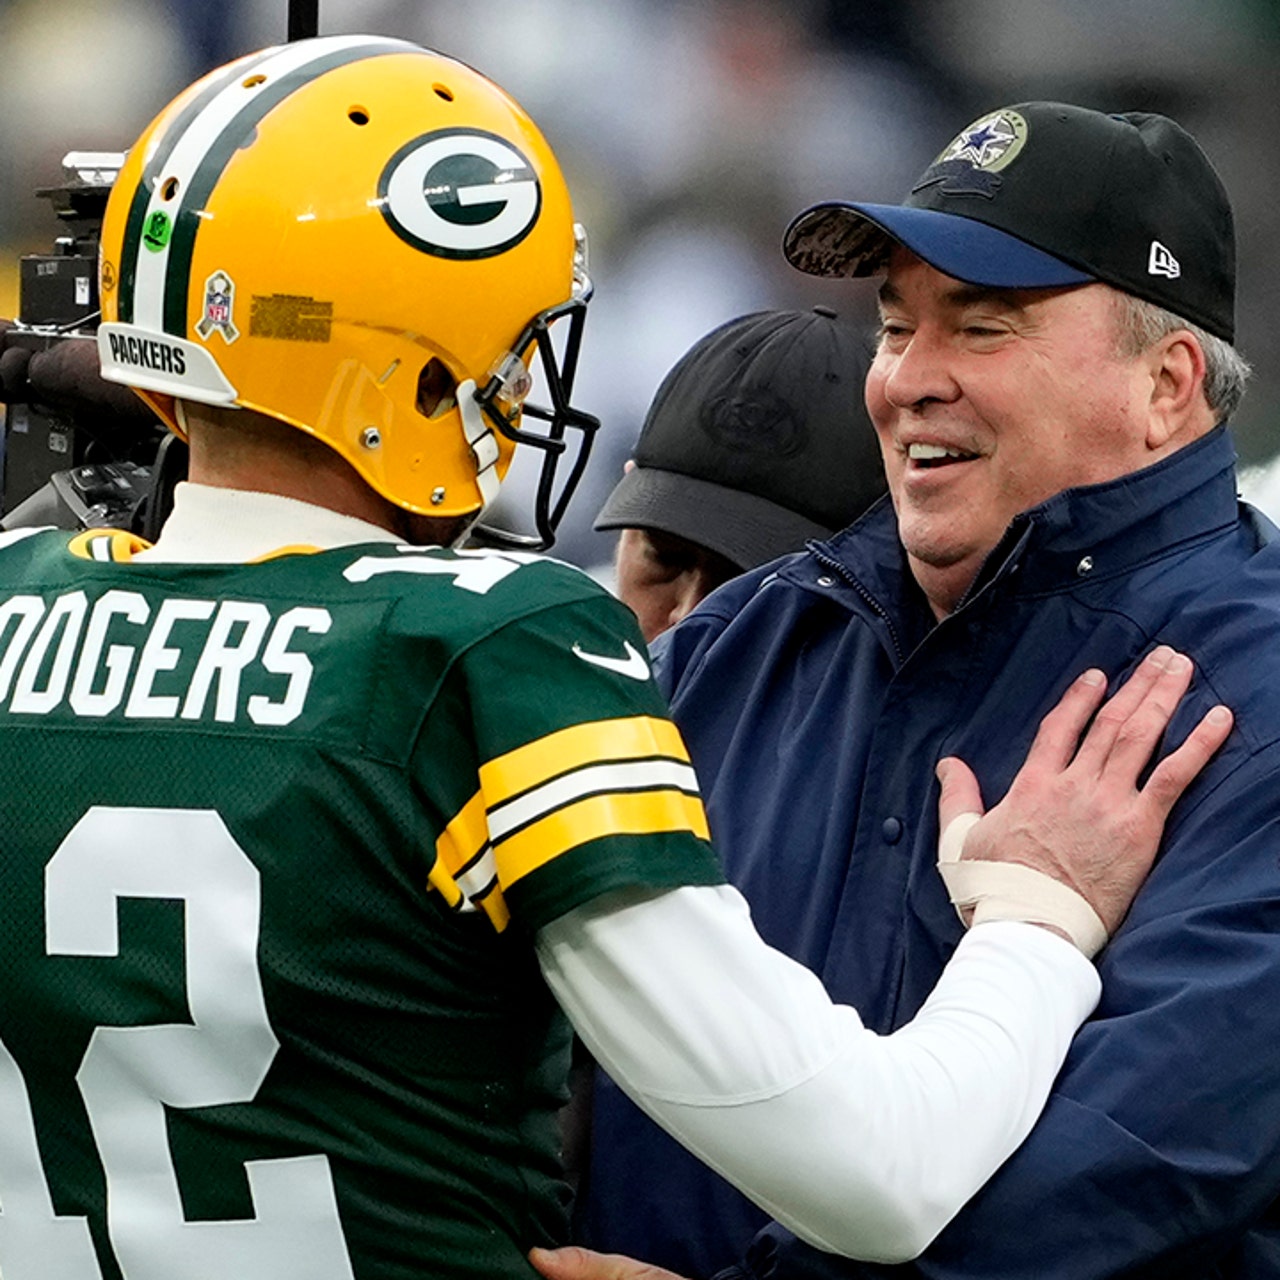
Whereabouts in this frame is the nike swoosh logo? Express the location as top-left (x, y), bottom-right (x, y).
top-left (572, 640), bottom-right (651, 681)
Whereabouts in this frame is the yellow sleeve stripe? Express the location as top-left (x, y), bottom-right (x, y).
top-left (494, 788), bottom-right (709, 888)
top-left (472, 881), bottom-right (511, 933)
top-left (430, 717), bottom-right (703, 930)
top-left (434, 789), bottom-right (489, 875)
top-left (429, 792), bottom-right (514, 931)
top-left (426, 854), bottom-right (512, 933)
top-left (479, 715), bottom-right (691, 806)
top-left (426, 860), bottom-right (465, 910)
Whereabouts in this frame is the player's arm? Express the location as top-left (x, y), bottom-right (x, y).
top-left (533, 648), bottom-right (1231, 1266)
top-left (736, 768), bottom-right (1280, 1277)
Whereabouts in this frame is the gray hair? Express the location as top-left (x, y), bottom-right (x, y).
top-left (1111, 291), bottom-right (1251, 423)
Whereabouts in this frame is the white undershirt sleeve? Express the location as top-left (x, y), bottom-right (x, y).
top-left (536, 882), bottom-right (1099, 1264)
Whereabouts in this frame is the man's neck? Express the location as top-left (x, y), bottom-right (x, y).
top-left (181, 409), bottom-right (469, 547)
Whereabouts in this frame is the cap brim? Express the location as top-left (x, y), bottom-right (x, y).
top-left (594, 467), bottom-right (833, 571)
top-left (783, 202), bottom-right (1094, 289)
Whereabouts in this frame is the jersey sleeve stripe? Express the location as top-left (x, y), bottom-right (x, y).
top-left (433, 790), bottom-right (488, 877)
top-left (427, 850), bottom-right (512, 932)
top-left (468, 876), bottom-right (511, 932)
top-left (426, 859), bottom-right (466, 909)
top-left (478, 716), bottom-right (691, 805)
top-left (488, 759), bottom-right (699, 842)
top-left (431, 717), bottom-right (704, 930)
top-left (455, 851), bottom-right (499, 899)
top-left (493, 789), bottom-right (710, 888)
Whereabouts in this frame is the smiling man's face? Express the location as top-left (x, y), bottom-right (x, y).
top-left (866, 248), bottom-right (1159, 617)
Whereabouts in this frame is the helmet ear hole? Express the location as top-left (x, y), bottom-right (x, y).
top-left (417, 358), bottom-right (458, 419)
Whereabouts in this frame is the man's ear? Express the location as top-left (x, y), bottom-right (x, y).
top-left (1146, 331), bottom-right (1210, 450)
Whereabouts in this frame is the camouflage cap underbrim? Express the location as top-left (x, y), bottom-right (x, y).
top-left (782, 204), bottom-right (893, 279)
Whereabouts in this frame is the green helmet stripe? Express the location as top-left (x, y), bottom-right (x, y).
top-left (116, 182), bottom-right (152, 324)
top-left (115, 36), bottom-right (416, 337)
top-left (118, 47), bottom-right (287, 323)
top-left (161, 39), bottom-right (410, 336)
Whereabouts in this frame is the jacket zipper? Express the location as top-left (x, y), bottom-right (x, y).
top-left (806, 541), bottom-right (907, 666)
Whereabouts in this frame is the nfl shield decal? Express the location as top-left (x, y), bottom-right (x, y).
top-left (196, 271), bottom-right (240, 344)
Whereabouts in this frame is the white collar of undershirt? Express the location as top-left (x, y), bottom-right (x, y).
top-left (132, 482), bottom-right (404, 564)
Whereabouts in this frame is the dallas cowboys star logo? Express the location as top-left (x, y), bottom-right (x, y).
top-left (946, 114), bottom-right (1018, 167)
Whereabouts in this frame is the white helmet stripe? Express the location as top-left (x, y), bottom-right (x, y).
top-left (124, 35), bottom-right (417, 333)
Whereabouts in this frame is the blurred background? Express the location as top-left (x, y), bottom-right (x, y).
top-left (3, 0), bottom-right (1278, 572)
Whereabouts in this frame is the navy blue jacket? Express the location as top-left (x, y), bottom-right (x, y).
top-left (579, 426), bottom-right (1280, 1279)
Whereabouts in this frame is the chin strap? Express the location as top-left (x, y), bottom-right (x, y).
top-left (937, 812), bottom-right (1109, 958)
top-left (458, 378), bottom-right (502, 511)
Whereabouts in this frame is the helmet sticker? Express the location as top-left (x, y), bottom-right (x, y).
top-left (250, 293), bottom-right (334, 342)
top-left (378, 129), bottom-right (542, 259)
top-left (195, 271), bottom-right (240, 344)
top-left (115, 34), bottom-right (416, 332)
top-left (143, 211), bottom-right (173, 253)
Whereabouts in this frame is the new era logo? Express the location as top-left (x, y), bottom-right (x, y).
top-left (1148, 241), bottom-right (1181, 279)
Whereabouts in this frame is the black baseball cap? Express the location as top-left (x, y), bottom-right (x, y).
top-left (783, 102), bottom-right (1236, 342)
top-left (594, 308), bottom-right (885, 570)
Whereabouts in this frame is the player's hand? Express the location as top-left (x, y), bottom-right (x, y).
top-left (529, 1245), bottom-right (688, 1280)
top-left (937, 645), bottom-right (1233, 939)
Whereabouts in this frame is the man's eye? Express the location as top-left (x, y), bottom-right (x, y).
top-left (639, 539), bottom-right (694, 575)
top-left (648, 550), bottom-right (694, 575)
top-left (961, 318), bottom-right (1013, 338)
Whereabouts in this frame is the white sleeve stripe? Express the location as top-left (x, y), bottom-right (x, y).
top-left (455, 849), bottom-right (498, 899)
top-left (487, 759), bottom-right (699, 840)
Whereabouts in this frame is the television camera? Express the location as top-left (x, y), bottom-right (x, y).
top-left (0, 152), bottom-right (184, 536)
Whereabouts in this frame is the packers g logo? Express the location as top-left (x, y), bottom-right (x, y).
top-left (378, 129), bottom-right (542, 259)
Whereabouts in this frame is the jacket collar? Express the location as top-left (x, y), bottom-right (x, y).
top-left (792, 425), bottom-right (1240, 614)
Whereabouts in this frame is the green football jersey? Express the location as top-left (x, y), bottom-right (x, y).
top-left (0, 526), bottom-right (723, 1280)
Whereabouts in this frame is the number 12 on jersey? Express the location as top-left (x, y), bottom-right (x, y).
top-left (0, 806), bottom-right (355, 1279)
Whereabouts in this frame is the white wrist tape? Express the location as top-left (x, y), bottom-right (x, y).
top-left (937, 813), bottom-right (1109, 958)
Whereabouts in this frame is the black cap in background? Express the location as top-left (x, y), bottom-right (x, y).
top-left (595, 307), bottom-right (886, 570)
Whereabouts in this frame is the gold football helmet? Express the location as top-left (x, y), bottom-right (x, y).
top-left (97, 35), bottom-right (597, 546)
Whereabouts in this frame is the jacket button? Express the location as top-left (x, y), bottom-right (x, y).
top-left (882, 817), bottom-right (903, 844)
top-left (817, 575), bottom-right (835, 587)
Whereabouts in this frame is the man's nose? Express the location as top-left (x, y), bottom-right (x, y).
top-left (880, 329), bottom-right (960, 410)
